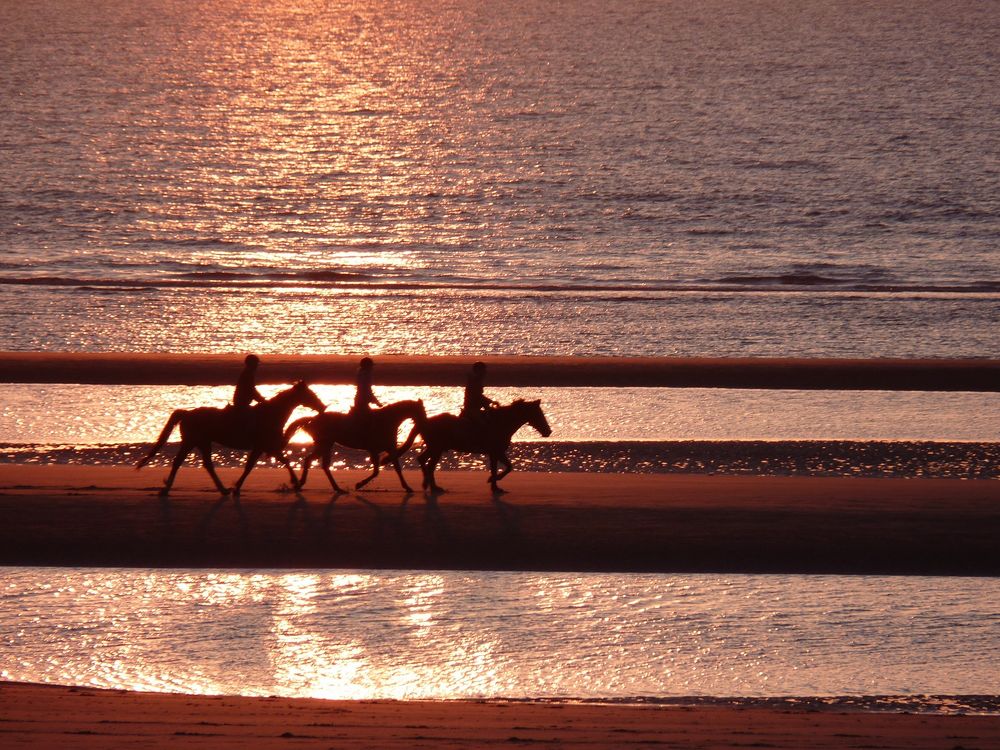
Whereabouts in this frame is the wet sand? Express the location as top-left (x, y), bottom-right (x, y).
top-left (3, 681), bottom-right (1000, 749)
top-left (0, 465), bottom-right (997, 574)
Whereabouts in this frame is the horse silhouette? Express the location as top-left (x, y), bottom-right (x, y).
top-left (137, 381), bottom-right (325, 496)
top-left (400, 399), bottom-right (552, 494)
top-left (283, 399), bottom-right (427, 493)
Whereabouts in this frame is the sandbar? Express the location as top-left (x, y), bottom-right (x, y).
top-left (0, 466), bottom-right (997, 574)
top-left (1, 350), bottom-right (998, 390)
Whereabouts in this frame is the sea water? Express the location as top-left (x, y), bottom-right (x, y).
top-left (3, 568), bottom-right (1000, 706)
top-left (0, 0), bottom-right (997, 363)
top-left (1, 0), bottom-right (998, 447)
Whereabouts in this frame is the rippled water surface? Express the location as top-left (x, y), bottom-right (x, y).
top-left (1, 0), bottom-right (998, 359)
top-left (3, 569), bottom-right (1000, 701)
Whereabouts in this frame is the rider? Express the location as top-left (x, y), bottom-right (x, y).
top-left (460, 361), bottom-right (497, 426)
top-left (351, 356), bottom-right (382, 427)
top-left (232, 354), bottom-right (264, 433)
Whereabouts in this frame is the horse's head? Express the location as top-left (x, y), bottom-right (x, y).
top-left (292, 380), bottom-right (326, 412)
top-left (524, 399), bottom-right (552, 438)
top-left (396, 398), bottom-right (427, 425)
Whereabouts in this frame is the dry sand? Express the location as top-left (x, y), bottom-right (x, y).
top-left (3, 682), bottom-right (1000, 750)
top-left (1, 465), bottom-right (997, 574)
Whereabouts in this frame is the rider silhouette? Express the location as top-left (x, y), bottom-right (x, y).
top-left (460, 361), bottom-right (497, 426)
top-left (351, 356), bottom-right (382, 427)
top-left (232, 354), bottom-right (264, 434)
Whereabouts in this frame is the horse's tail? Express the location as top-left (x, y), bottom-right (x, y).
top-left (391, 421), bottom-right (423, 460)
top-left (136, 409), bottom-right (185, 469)
top-left (283, 416), bottom-right (313, 447)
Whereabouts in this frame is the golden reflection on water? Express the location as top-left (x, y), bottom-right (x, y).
top-left (5, 569), bottom-right (1000, 699)
top-left (3, 384), bottom-right (999, 454)
top-left (269, 573), bottom-right (369, 700)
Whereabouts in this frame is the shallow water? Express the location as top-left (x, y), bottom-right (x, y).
top-left (2, 383), bottom-right (998, 444)
top-left (3, 568), bottom-right (1000, 703)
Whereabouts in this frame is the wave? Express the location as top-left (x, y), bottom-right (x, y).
top-left (1, 273), bottom-right (998, 295)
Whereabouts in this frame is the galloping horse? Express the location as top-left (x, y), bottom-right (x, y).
top-left (137, 381), bottom-right (325, 496)
top-left (283, 399), bottom-right (427, 493)
top-left (402, 399), bottom-right (552, 493)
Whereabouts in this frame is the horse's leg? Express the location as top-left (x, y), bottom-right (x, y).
top-left (423, 449), bottom-right (445, 493)
top-left (299, 448), bottom-right (316, 488)
top-left (198, 443), bottom-right (229, 495)
top-left (417, 448), bottom-right (430, 488)
top-left (355, 451), bottom-right (381, 490)
top-left (387, 450), bottom-right (413, 493)
top-left (496, 452), bottom-right (513, 481)
top-left (160, 442), bottom-right (191, 496)
top-left (487, 453), bottom-right (504, 493)
top-left (319, 448), bottom-right (344, 493)
top-left (274, 450), bottom-right (301, 491)
top-left (232, 449), bottom-right (262, 495)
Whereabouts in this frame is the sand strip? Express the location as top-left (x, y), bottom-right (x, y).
top-left (2, 682), bottom-right (1000, 750)
top-left (1, 466), bottom-right (997, 574)
top-left (1, 351), bottom-right (998, 390)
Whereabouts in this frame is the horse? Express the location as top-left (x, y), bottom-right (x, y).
top-left (136, 381), bottom-right (326, 496)
top-left (283, 399), bottom-right (427, 493)
top-left (400, 399), bottom-right (552, 494)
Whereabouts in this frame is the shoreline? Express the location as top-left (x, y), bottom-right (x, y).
top-left (3, 682), bottom-right (1000, 749)
top-left (3, 438), bottom-right (998, 479)
top-left (1, 466), bottom-right (998, 574)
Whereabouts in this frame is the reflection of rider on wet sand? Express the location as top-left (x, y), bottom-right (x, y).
top-left (460, 361), bottom-right (498, 434)
top-left (230, 354), bottom-right (264, 435)
top-left (350, 356), bottom-right (382, 431)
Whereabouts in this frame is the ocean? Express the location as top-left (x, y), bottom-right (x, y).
top-left (1, 0), bottom-right (999, 701)
top-left (0, 0), bottom-right (997, 361)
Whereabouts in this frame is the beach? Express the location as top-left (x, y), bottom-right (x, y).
top-left (1, 465), bottom-right (997, 574)
top-left (4, 0), bottom-right (1000, 742)
top-left (4, 681), bottom-right (1000, 749)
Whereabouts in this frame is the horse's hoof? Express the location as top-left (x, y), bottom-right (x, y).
top-left (158, 488), bottom-right (170, 498)
top-left (491, 486), bottom-right (507, 495)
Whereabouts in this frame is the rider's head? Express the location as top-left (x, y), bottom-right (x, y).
top-left (360, 356), bottom-right (374, 370)
top-left (472, 361), bottom-right (486, 375)
top-left (245, 354), bottom-right (260, 369)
